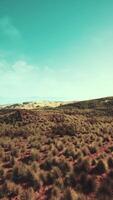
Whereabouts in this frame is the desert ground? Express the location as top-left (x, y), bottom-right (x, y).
top-left (0, 97), bottom-right (113, 200)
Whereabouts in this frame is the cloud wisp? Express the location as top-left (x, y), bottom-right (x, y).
top-left (0, 59), bottom-right (77, 101)
top-left (0, 16), bottom-right (21, 39)
top-left (0, 60), bottom-right (57, 99)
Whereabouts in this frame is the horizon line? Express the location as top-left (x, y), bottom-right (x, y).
top-left (0, 95), bottom-right (113, 105)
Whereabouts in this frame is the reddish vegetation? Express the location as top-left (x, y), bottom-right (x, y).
top-left (0, 98), bottom-right (113, 199)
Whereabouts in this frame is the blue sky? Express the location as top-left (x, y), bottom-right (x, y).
top-left (0, 0), bottom-right (113, 104)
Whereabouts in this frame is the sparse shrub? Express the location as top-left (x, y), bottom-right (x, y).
top-left (82, 146), bottom-right (90, 156)
top-left (107, 156), bottom-right (113, 168)
top-left (51, 166), bottom-right (62, 179)
top-left (79, 174), bottom-right (96, 195)
top-left (108, 170), bottom-right (113, 178)
top-left (92, 159), bottom-right (108, 175)
top-left (48, 186), bottom-right (61, 200)
top-left (31, 161), bottom-right (39, 173)
top-left (0, 167), bottom-right (4, 177)
top-left (55, 177), bottom-right (64, 190)
top-left (0, 149), bottom-right (4, 160)
top-left (64, 172), bottom-right (76, 187)
top-left (45, 172), bottom-right (55, 185)
top-left (57, 158), bottom-right (71, 175)
top-left (2, 153), bottom-right (11, 162)
top-left (76, 151), bottom-right (83, 160)
top-left (88, 145), bottom-right (97, 154)
top-left (11, 147), bottom-right (19, 157)
top-left (53, 122), bottom-right (77, 136)
top-left (96, 179), bottom-right (113, 200)
top-left (30, 149), bottom-right (39, 161)
top-left (56, 141), bottom-right (63, 151)
top-left (109, 145), bottom-right (113, 152)
top-left (74, 159), bottom-right (90, 175)
top-left (5, 181), bottom-right (18, 198)
top-left (64, 147), bottom-right (76, 159)
top-left (63, 187), bottom-right (78, 200)
top-left (40, 159), bottom-right (53, 170)
top-left (0, 181), bottom-right (18, 198)
top-left (91, 158), bottom-right (97, 166)
top-left (12, 164), bottom-right (40, 189)
top-left (19, 187), bottom-right (35, 200)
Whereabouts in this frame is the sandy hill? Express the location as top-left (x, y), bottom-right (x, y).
top-left (2, 100), bottom-right (73, 110)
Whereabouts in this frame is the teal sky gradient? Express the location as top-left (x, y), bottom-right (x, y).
top-left (0, 0), bottom-right (113, 104)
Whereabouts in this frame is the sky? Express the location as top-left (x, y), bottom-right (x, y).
top-left (0, 0), bottom-right (113, 104)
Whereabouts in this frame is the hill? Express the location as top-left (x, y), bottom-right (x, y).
top-left (60, 96), bottom-right (113, 109)
top-left (3, 100), bottom-right (72, 110)
top-left (0, 97), bottom-right (113, 199)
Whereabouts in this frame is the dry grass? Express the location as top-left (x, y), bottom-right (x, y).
top-left (0, 98), bottom-right (113, 199)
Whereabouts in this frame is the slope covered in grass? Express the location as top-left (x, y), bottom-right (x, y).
top-left (0, 97), bottom-right (113, 199)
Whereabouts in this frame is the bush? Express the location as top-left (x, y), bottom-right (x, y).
top-left (64, 147), bottom-right (76, 159)
top-left (53, 123), bottom-right (77, 136)
top-left (74, 159), bottom-right (90, 175)
top-left (92, 160), bottom-right (108, 175)
top-left (19, 187), bottom-right (35, 200)
top-left (55, 177), bottom-right (64, 190)
top-left (57, 159), bottom-right (71, 175)
top-left (0, 181), bottom-right (18, 198)
top-left (48, 186), bottom-right (61, 200)
top-left (88, 145), bottom-right (97, 154)
top-left (0, 167), bottom-right (4, 177)
top-left (12, 164), bottom-right (40, 189)
top-left (63, 187), bottom-right (78, 200)
top-left (45, 172), bottom-right (55, 185)
top-left (64, 172), bottom-right (76, 187)
top-left (51, 166), bottom-right (62, 179)
top-left (108, 170), bottom-right (113, 178)
top-left (79, 174), bottom-right (96, 195)
top-left (96, 180), bottom-right (113, 200)
top-left (82, 147), bottom-right (90, 156)
top-left (30, 149), bottom-right (39, 161)
top-left (107, 157), bottom-right (113, 168)
top-left (40, 159), bottom-right (53, 170)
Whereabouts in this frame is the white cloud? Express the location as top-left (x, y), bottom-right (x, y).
top-left (0, 60), bottom-right (55, 98)
top-left (0, 16), bottom-right (21, 39)
top-left (0, 59), bottom-right (76, 100)
top-left (12, 60), bottom-right (38, 73)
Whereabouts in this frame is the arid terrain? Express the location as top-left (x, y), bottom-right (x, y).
top-left (0, 97), bottom-right (113, 200)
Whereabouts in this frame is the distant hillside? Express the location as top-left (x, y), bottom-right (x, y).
top-left (3, 101), bottom-right (71, 110)
top-left (59, 96), bottom-right (113, 109)
top-left (1, 97), bottom-right (113, 111)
